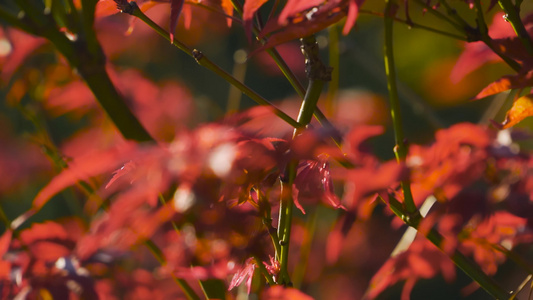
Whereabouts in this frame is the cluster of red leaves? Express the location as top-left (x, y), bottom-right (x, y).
top-left (96, 0), bottom-right (367, 52)
top-left (4, 0), bottom-right (533, 299)
top-left (365, 123), bottom-right (533, 299)
top-left (3, 87), bottom-right (533, 299)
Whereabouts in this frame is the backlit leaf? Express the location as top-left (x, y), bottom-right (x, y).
top-left (221, 0), bottom-right (234, 27)
top-left (451, 12), bottom-right (515, 82)
top-left (243, 0), bottom-right (269, 39)
top-left (500, 94), bottom-right (533, 129)
top-left (10, 143), bottom-right (138, 229)
top-left (474, 71), bottom-right (533, 100)
top-left (170, 0), bottom-right (185, 41)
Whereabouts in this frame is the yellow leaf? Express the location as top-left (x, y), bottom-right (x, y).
top-left (501, 95), bottom-right (533, 129)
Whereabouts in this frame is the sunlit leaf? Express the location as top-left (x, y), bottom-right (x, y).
top-left (500, 94), bottom-right (533, 129)
top-left (243, 0), bottom-right (269, 39)
top-left (221, 0), bottom-right (234, 27)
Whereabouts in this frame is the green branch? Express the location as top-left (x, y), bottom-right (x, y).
top-left (12, 0), bottom-right (153, 142)
top-left (498, 0), bottom-right (533, 55)
top-left (277, 36), bottom-right (331, 286)
top-left (474, 0), bottom-right (522, 72)
top-left (127, 2), bottom-right (299, 129)
top-left (0, 5), bottom-right (38, 34)
top-left (383, 0), bottom-right (417, 216)
top-left (228, 0), bottom-right (341, 146)
top-left (436, 0), bottom-right (474, 32)
top-left (359, 9), bottom-right (469, 41)
top-left (411, 0), bottom-right (471, 38)
top-left (383, 196), bottom-right (511, 299)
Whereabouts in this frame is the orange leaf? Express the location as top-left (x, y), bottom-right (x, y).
top-left (473, 70), bottom-right (533, 100)
top-left (221, 0), bottom-right (234, 27)
top-left (243, 0), bottom-right (269, 39)
top-left (501, 94), bottom-right (533, 129)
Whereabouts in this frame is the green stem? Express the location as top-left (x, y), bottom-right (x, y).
top-left (411, 0), bottom-right (470, 38)
top-left (291, 208), bottom-right (317, 289)
top-left (253, 255), bottom-right (276, 286)
top-left (277, 165), bottom-right (296, 285)
top-left (498, 0), bottom-right (533, 55)
top-left (128, 2), bottom-right (299, 129)
top-left (471, 0), bottom-right (522, 72)
top-left (79, 0), bottom-right (101, 56)
top-left (381, 196), bottom-right (511, 299)
top-left (436, 0), bottom-right (474, 32)
top-left (76, 63), bottom-right (155, 141)
top-left (267, 48), bottom-right (306, 98)
top-left (277, 36), bottom-right (330, 286)
top-left (425, 230), bottom-right (510, 299)
top-left (326, 24), bottom-right (340, 116)
top-left (383, 0), bottom-right (417, 216)
top-left (13, 0), bottom-right (154, 142)
top-left (0, 205), bottom-right (10, 229)
top-left (492, 244), bottom-right (533, 274)
top-left (0, 5), bottom-right (38, 34)
top-left (258, 189), bottom-right (282, 260)
top-left (229, 0), bottom-right (339, 143)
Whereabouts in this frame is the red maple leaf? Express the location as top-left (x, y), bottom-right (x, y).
top-left (366, 237), bottom-right (455, 300)
top-left (228, 257), bottom-right (256, 294)
top-left (256, 0), bottom-right (365, 52)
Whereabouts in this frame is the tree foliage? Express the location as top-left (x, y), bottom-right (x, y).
top-left (0, 0), bottom-right (533, 299)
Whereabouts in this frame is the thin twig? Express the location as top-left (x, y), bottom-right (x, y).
top-left (127, 2), bottom-right (300, 129)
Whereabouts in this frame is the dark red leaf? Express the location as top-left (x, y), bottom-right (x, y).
top-left (256, 1), bottom-right (350, 52)
top-left (170, 0), bottom-right (185, 41)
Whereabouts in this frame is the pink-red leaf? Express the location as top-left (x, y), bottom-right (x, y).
top-left (451, 12), bottom-right (515, 82)
top-left (343, 0), bottom-right (365, 35)
top-left (105, 160), bottom-right (137, 189)
top-left (11, 143), bottom-right (137, 229)
top-left (170, 0), bottom-right (185, 41)
top-left (255, 0), bottom-right (365, 52)
top-left (243, 0), bottom-right (269, 40)
top-left (228, 257), bottom-right (256, 294)
top-left (278, 0), bottom-right (324, 24)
